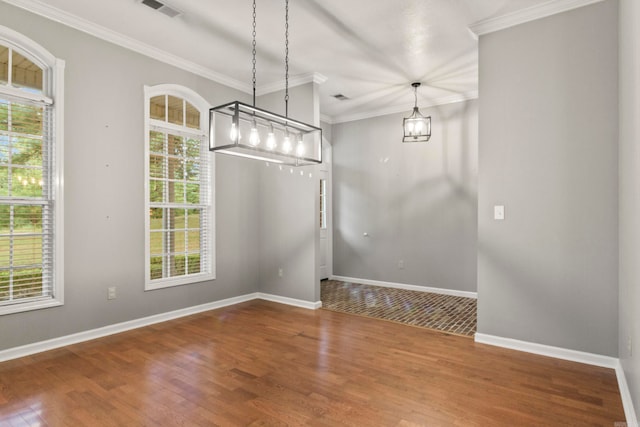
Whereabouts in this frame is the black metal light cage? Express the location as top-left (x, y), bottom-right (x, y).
top-left (209, 101), bottom-right (322, 166)
top-left (402, 107), bottom-right (432, 143)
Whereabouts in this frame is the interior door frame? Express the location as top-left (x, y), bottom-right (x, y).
top-left (319, 138), bottom-right (333, 280)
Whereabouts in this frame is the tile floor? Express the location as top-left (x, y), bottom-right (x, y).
top-left (320, 280), bottom-right (477, 337)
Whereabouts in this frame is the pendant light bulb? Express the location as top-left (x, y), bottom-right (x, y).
top-left (296, 135), bottom-right (305, 157)
top-left (230, 122), bottom-right (241, 142)
top-left (405, 121), bottom-right (415, 134)
top-left (266, 125), bottom-right (276, 150)
top-left (249, 120), bottom-right (260, 146)
top-left (282, 130), bottom-right (292, 153)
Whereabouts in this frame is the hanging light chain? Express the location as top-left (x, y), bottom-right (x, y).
top-left (284, 0), bottom-right (289, 118)
top-left (252, 0), bottom-right (257, 106)
top-left (413, 84), bottom-right (418, 109)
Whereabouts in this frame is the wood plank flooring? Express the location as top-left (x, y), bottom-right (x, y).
top-left (0, 300), bottom-right (626, 426)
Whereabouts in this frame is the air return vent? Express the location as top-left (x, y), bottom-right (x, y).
top-left (140, 0), bottom-right (182, 18)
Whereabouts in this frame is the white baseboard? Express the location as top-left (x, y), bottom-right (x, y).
top-left (475, 333), bottom-right (638, 426)
top-left (474, 333), bottom-right (617, 368)
top-left (616, 359), bottom-right (639, 427)
top-left (258, 292), bottom-right (322, 310)
top-left (0, 292), bottom-right (321, 363)
top-left (330, 275), bottom-right (477, 299)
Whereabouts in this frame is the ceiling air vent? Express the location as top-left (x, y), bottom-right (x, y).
top-left (332, 94), bottom-right (350, 101)
top-left (140, 0), bottom-right (182, 18)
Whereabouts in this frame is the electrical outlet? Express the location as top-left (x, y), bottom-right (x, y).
top-left (107, 286), bottom-right (117, 300)
top-left (398, 260), bottom-right (405, 269)
top-left (278, 268), bottom-right (283, 277)
top-left (494, 205), bottom-right (505, 220)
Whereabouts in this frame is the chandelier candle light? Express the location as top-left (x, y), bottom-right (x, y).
top-left (403, 82), bottom-right (431, 143)
top-left (209, 0), bottom-right (322, 166)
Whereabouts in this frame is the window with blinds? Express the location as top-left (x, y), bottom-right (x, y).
top-left (145, 87), bottom-right (214, 290)
top-left (0, 37), bottom-right (63, 315)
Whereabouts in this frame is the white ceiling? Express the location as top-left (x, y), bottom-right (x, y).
top-left (9, 0), bottom-right (556, 122)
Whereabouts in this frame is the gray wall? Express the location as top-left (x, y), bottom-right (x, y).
top-left (257, 84), bottom-right (321, 302)
top-left (332, 100), bottom-right (478, 293)
top-left (477, 0), bottom-right (618, 356)
top-left (619, 0), bottom-right (640, 415)
top-left (0, 2), bottom-right (262, 350)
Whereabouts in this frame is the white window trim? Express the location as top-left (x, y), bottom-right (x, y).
top-left (143, 84), bottom-right (215, 291)
top-left (0, 25), bottom-right (65, 315)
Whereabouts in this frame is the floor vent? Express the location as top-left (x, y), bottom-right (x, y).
top-left (140, 0), bottom-right (182, 18)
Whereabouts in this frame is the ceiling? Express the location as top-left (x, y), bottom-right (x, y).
top-left (9, 0), bottom-right (552, 122)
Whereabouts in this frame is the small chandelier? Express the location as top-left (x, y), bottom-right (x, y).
top-left (209, 0), bottom-right (322, 166)
top-left (403, 82), bottom-right (431, 143)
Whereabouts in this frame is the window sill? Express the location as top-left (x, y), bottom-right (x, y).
top-left (0, 298), bottom-right (64, 316)
top-left (145, 273), bottom-right (216, 291)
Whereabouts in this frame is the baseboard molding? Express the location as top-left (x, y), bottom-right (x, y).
top-left (257, 292), bottom-right (322, 310)
top-left (330, 275), bottom-right (477, 299)
top-left (0, 292), bottom-right (321, 363)
top-left (616, 360), bottom-right (639, 427)
top-left (475, 333), bottom-right (638, 425)
top-left (474, 333), bottom-right (617, 368)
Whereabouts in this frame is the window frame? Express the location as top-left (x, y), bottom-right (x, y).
top-left (0, 25), bottom-right (65, 316)
top-left (144, 84), bottom-right (215, 291)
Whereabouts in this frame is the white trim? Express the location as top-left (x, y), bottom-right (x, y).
top-left (616, 360), bottom-right (639, 427)
top-left (257, 293), bottom-right (322, 310)
top-left (0, 293), bottom-right (257, 363)
top-left (475, 333), bottom-right (638, 426)
top-left (0, 293), bottom-right (323, 363)
top-left (0, 23), bottom-right (56, 66)
top-left (474, 333), bottom-right (617, 368)
top-left (1, 0), bottom-right (251, 94)
top-left (469, 0), bottom-right (606, 36)
top-left (329, 91), bottom-right (478, 124)
top-left (320, 114), bottom-right (333, 125)
top-left (330, 275), bottom-right (478, 299)
top-left (143, 84), bottom-right (215, 291)
top-left (256, 72), bottom-right (328, 96)
top-left (0, 84), bottom-right (52, 104)
top-left (0, 25), bottom-right (65, 316)
top-left (53, 56), bottom-right (65, 311)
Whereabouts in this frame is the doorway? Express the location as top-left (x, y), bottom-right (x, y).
top-left (319, 140), bottom-right (332, 281)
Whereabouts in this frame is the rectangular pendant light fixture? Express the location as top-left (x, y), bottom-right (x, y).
top-left (208, 0), bottom-right (322, 167)
top-left (210, 100), bottom-right (322, 166)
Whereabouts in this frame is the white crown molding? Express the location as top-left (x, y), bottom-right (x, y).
top-left (256, 72), bottom-right (328, 96)
top-left (328, 91), bottom-right (478, 125)
top-left (1, 0), bottom-right (252, 94)
top-left (320, 114), bottom-right (333, 125)
top-left (330, 275), bottom-right (477, 299)
top-left (469, 0), bottom-right (606, 36)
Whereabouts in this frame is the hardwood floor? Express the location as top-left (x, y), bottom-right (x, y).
top-left (0, 300), bottom-right (626, 426)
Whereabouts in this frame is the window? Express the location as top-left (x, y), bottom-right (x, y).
top-left (144, 85), bottom-right (214, 290)
top-left (0, 26), bottom-right (65, 315)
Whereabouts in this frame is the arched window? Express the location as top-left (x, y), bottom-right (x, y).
top-left (0, 26), bottom-right (65, 315)
top-left (144, 84), bottom-right (214, 290)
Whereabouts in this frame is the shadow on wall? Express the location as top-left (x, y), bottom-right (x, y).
top-left (333, 99), bottom-right (478, 290)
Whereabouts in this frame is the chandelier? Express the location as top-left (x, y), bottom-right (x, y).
top-left (403, 82), bottom-right (431, 143)
top-left (209, 0), bottom-right (322, 166)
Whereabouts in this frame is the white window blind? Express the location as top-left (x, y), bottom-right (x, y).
top-left (0, 91), bottom-right (55, 307)
top-left (145, 90), bottom-right (213, 290)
